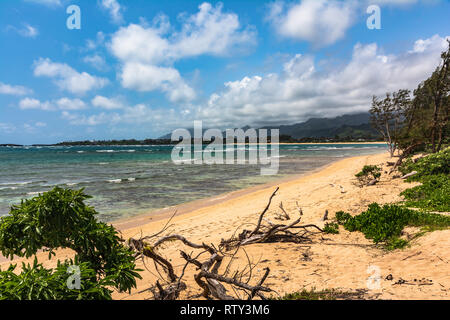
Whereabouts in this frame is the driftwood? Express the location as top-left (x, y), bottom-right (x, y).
top-left (127, 187), bottom-right (323, 300)
top-left (274, 201), bottom-right (290, 221)
top-left (401, 171), bottom-right (418, 179)
top-left (321, 210), bottom-right (329, 221)
top-left (220, 188), bottom-right (323, 251)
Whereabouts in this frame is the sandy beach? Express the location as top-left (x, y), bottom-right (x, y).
top-left (1, 151), bottom-right (449, 300)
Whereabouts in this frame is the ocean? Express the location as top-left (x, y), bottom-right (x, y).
top-left (0, 144), bottom-right (386, 222)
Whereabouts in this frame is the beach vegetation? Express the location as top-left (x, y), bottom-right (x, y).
top-left (323, 222), bottom-right (339, 234)
top-left (355, 165), bottom-right (381, 186)
top-left (399, 148), bottom-right (450, 212)
top-left (335, 203), bottom-right (450, 250)
top-left (0, 187), bottom-right (142, 300)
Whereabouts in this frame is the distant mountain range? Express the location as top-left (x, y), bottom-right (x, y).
top-left (160, 113), bottom-right (380, 141)
top-left (2, 113), bottom-right (380, 146)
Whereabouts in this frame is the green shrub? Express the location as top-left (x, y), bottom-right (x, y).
top-left (399, 147), bottom-right (450, 180)
top-left (0, 258), bottom-right (113, 300)
top-left (337, 203), bottom-right (450, 249)
top-left (401, 174), bottom-right (450, 212)
top-left (335, 211), bottom-right (352, 225)
top-left (0, 187), bottom-right (142, 299)
top-left (355, 165), bottom-right (381, 185)
top-left (323, 222), bottom-right (339, 234)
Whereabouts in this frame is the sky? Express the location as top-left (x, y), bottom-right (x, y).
top-left (0, 0), bottom-right (449, 145)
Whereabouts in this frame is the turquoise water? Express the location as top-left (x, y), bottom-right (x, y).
top-left (0, 144), bottom-right (386, 221)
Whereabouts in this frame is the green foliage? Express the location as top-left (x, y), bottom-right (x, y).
top-left (0, 258), bottom-right (113, 300)
top-left (323, 222), bottom-right (339, 234)
top-left (355, 165), bottom-right (381, 185)
top-left (401, 174), bottom-right (450, 212)
top-left (337, 203), bottom-right (450, 250)
top-left (0, 187), bottom-right (142, 299)
top-left (335, 211), bottom-right (352, 225)
top-left (399, 148), bottom-right (450, 179)
top-left (398, 148), bottom-right (450, 212)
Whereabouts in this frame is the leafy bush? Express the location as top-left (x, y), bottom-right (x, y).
top-left (355, 165), bottom-right (381, 186)
top-left (0, 258), bottom-right (113, 300)
top-left (323, 222), bottom-right (339, 234)
top-left (335, 211), bottom-right (352, 225)
top-left (400, 174), bottom-right (450, 212)
top-left (399, 147), bottom-right (450, 180)
top-left (0, 187), bottom-right (142, 299)
top-left (336, 203), bottom-right (450, 249)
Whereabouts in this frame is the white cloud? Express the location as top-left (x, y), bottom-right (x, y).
top-left (33, 58), bottom-right (109, 94)
top-left (0, 82), bottom-right (32, 95)
top-left (100, 0), bottom-right (124, 24)
top-left (83, 54), bottom-right (108, 71)
top-left (197, 34), bottom-right (450, 128)
top-left (84, 32), bottom-right (106, 51)
top-left (19, 98), bottom-right (54, 111)
top-left (56, 98), bottom-right (87, 110)
top-left (61, 110), bottom-right (121, 126)
top-left (91, 95), bottom-right (125, 110)
top-left (109, 2), bottom-right (255, 102)
top-left (7, 24), bottom-right (39, 38)
top-left (120, 63), bottom-right (196, 102)
top-left (267, 0), bottom-right (356, 48)
top-left (19, 97), bottom-right (87, 111)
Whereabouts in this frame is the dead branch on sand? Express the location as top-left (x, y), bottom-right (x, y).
top-left (127, 187), bottom-right (323, 300)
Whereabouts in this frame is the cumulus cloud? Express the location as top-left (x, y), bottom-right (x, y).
top-left (267, 0), bottom-right (356, 48)
top-left (197, 34), bottom-right (450, 128)
top-left (33, 58), bottom-right (109, 94)
top-left (83, 54), bottom-right (108, 71)
top-left (19, 97), bottom-right (87, 111)
top-left (109, 2), bottom-right (256, 102)
top-left (91, 95), bottom-right (125, 110)
top-left (100, 0), bottom-right (124, 24)
top-left (6, 24), bottom-right (39, 38)
top-left (0, 82), bottom-right (32, 95)
top-left (267, 0), bottom-right (440, 48)
top-left (120, 63), bottom-right (196, 103)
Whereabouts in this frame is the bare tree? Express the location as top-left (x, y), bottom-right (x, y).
top-left (370, 89), bottom-right (411, 157)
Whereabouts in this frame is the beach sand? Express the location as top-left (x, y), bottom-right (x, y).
top-left (1, 152), bottom-right (449, 299)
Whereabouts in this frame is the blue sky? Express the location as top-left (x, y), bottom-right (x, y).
top-left (0, 0), bottom-right (449, 144)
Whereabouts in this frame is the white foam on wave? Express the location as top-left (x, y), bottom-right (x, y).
top-left (107, 179), bottom-right (122, 183)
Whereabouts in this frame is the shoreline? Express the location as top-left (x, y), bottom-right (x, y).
top-left (112, 147), bottom-right (387, 229)
top-left (112, 155), bottom-right (347, 230)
